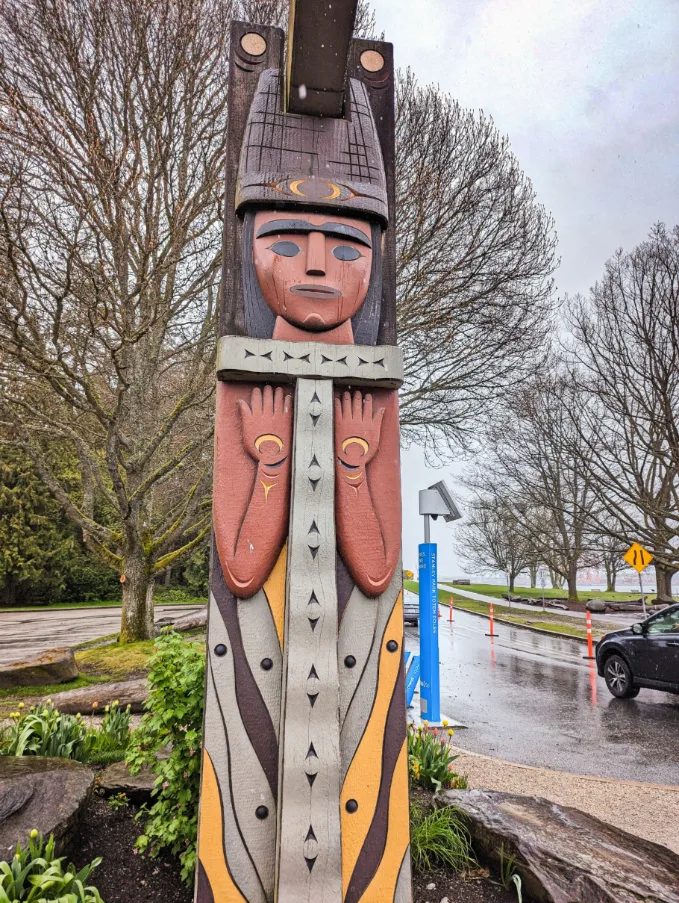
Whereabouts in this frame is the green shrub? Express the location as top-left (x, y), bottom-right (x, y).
top-left (0, 831), bottom-right (104, 902)
top-left (410, 803), bottom-right (476, 873)
top-left (0, 701), bottom-right (131, 765)
top-left (126, 631), bottom-right (205, 884)
top-left (407, 722), bottom-right (468, 792)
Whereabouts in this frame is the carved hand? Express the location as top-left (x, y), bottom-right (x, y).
top-left (334, 391), bottom-right (384, 479)
top-left (239, 385), bottom-right (293, 468)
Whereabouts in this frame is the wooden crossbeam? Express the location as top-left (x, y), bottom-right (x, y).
top-left (285, 0), bottom-right (358, 116)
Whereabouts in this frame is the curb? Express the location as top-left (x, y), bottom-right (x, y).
top-left (448, 744), bottom-right (679, 793)
top-left (437, 597), bottom-right (591, 645)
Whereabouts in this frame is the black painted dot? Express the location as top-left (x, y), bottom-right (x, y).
top-left (214, 644), bottom-right (227, 656)
top-left (344, 655), bottom-right (356, 668)
top-left (255, 806), bottom-right (269, 820)
top-left (345, 799), bottom-right (359, 814)
top-left (261, 658), bottom-right (273, 671)
top-left (386, 640), bottom-right (398, 653)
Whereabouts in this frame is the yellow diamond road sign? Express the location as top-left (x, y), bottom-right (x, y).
top-left (623, 542), bottom-right (653, 573)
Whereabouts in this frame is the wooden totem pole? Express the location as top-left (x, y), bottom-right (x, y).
top-left (195, 3), bottom-right (411, 901)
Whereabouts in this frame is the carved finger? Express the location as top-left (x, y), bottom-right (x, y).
top-left (352, 390), bottom-right (362, 420)
top-left (237, 398), bottom-right (252, 422)
top-left (363, 393), bottom-right (373, 422)
top-left (262, 384), bottom-right (274, 412)
top-left (342, 391), bottom-right (353, 422)
top-left (273, 386), bottom-right (284, 413)
top-left (250, 386), bottom-right (262, 414)
top-left (373, 406), bottom-right (385, 440)
top-left (284, 393), bottom-right (292, 415)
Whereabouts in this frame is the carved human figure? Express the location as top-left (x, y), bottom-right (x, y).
top-left (215, 210), bottom-right (400, 599)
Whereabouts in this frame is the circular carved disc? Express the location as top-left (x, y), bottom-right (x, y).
top-left (360, 50), bottom-right (385, 72)
top-left (241, 32), bottom-right (267, 56)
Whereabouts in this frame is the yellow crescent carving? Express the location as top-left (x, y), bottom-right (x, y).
top-left (321, 182), bottom-right (342, 200)
top-left (254, 433), bottom-right (284, 452)
top-left (342, 436), bottom-right (369, 455)
top-left (289, 179), bottom-right (306, 197)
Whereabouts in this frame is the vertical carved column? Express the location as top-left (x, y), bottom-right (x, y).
top-left (275, 378), bottom-right (342, 902)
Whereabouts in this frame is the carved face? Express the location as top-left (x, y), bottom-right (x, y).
top-left (253, 210), bottom-right (373, 333)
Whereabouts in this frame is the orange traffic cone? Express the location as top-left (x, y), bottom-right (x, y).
top-left (485, 602), bottom-right (496, 637)
top-left (583, 610), bottom-right (595, 660)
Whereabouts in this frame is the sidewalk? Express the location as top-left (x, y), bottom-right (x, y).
top-left (450, 745), bottom-right (679, 855)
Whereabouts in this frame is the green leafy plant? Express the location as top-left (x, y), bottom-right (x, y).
top-left (409, 803), bottom-right (476, 873)
top-left (106, 793), bottom-right (129, 812)
top-left (499, 845), bottom-right (523, 901)
top-left (407, 722), bottom-right (468, 792)
top-left (81, 702), bottom-right (132, 765)
top-left (126, 631), bottom-right (205, 883)
top-left (0, 701), bottom-right (131, 766)
top-left (0, 831), bottom-right (104, 902)
top-left (1, 702), bottom-right (88, 759)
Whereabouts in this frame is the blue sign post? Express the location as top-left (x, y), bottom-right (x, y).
top-left (418, 541), bottom-right (440, 723)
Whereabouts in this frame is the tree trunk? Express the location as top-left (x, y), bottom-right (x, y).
top-left (2, 575), bottom-right (17, 606)
top-left (120, 549), bottom-right (155, 643)
top-left (566, 560), bottom-right (579, 603)
top-left (548, 566), bottom-right (564, 590)
top-left (529, 564), bottom-right (537, 589)
top-left (509, 573), bottom-right (515, 593)
top-left (654, 563), bottom-right (676, 603)
top-left (604, 559), bottom-right (616, 593)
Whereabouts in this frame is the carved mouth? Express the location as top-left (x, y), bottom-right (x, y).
top-left (289, 284), bottom-right (341, 300)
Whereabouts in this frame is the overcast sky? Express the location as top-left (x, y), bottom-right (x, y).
top-left (369, 0), bottom-right (679, 577)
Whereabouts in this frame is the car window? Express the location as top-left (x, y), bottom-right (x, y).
top-left (647, 608), bottom-right (679, 634)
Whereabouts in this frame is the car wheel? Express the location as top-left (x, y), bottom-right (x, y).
top-left (604, 654), bottom-right (637, 698)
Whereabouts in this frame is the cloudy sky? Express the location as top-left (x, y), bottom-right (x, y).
top-left (368, 0), bottom-right (679, 577)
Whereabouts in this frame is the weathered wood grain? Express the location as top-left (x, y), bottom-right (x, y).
top-left (394, 848), bottom-right (414, 903)
top-left (337, 586), bottom-right (378, 726)
top-left (201, 602), bottom-right (277, 901)
top-left (275, 378), bottom-right (342, 903)
top-left (348, 38), bottom-right (397, 345)
top-left (285, 0), bottom-right (358, 117)
top-left (221, 23), bottom-right (284, 339)
top-left (238, 583), bottom-right (283, 743)
top-left (339, 565), bottom-right (403, 781)
top-left (217, 336), bottom-right (403, 387)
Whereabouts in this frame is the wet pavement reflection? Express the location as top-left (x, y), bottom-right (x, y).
top-left (405, 609), bottom-right (679, 785)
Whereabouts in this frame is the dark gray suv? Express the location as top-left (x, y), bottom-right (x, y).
top-left (596, 603), bottom-right (679, 698)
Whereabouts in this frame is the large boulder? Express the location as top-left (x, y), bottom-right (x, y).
top-left (0, 758), bottom-right (94, 858)
top-left (42, 677), bottom-right (148, 714)
top-left (585, 598), bottom-right (608, 613)
top-left (0, 648), bottom-right (78, 689)
top-left (98, 761), bottom-right (157, 804)
top-left (438, 789), bottom-right (679, 903)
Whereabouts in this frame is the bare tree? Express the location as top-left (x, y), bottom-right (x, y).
top-left (480, 369), bottom-right (597, 602)
top-left (0, 0), bottom-right (558, 640)
top-left (395, 72), bottom-right (558, 457)
top-left (453, 487), bottom-right (531, 591)
top-left (568, 224), bottom-right (679, 601)
top-left (0, 0), bottom-right (235, 640)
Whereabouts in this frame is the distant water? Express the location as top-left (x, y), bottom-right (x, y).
top-left (440, 575), bottom-right (664, 593)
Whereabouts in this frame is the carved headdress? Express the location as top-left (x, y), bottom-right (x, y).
top-left (236, 69), bottom-right (388, 225)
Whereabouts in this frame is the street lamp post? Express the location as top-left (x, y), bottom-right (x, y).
top-left (418, 481), bottom-right (461, 724)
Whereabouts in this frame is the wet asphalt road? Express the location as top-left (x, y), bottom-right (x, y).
top-left (0, 605), bottom-right (203, 664)
top-left (405, 608), bottom-right (679, 786)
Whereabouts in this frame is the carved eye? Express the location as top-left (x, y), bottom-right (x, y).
top-left (270, 240), bottom-right (301, 257)
top-left (332, 245), bottom-right (361, 262)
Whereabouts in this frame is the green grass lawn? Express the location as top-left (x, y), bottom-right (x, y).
top-left (440, 582), bottom-right (651, 603)
top-left (403, 580), bottom-right (624, 642)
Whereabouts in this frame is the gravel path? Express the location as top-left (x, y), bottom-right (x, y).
top-left (451, 745), bottom-right (679, 855)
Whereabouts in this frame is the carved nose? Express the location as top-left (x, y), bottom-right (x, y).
top-left (306, 231), bottom-right (326, 276)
